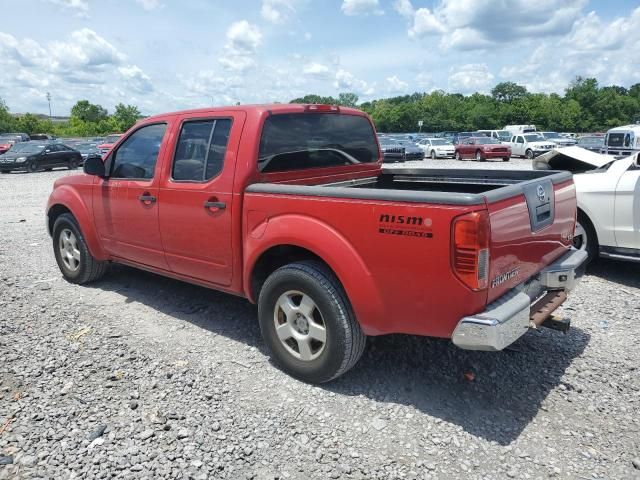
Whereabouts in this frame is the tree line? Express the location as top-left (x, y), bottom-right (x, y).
top-left (291, 77), bottom-right (640, 133)
top-left (0, 99), bottom-right (142, 137)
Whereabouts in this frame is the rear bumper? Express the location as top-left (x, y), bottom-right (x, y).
top-left (451, 248), bottom-right (588, 351)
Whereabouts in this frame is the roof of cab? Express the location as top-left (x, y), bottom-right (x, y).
top-left (142, 103), bottom-right (367, 123)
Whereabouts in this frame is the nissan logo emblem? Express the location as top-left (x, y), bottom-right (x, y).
top-left (537, 185), bottom-right (546, 202)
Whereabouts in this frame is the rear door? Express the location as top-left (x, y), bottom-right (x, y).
top-left (158, 111), bottom-right (245, 286)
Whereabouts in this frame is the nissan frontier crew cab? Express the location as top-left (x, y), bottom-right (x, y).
top-left (47, 104), bottom-right (587, 383)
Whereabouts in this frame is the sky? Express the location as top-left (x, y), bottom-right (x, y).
top-left (1, 0), bottom-right (640, 117)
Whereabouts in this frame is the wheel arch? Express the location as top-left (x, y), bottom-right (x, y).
top-left (47, 186), bottom-right (108, 260)
top-left (244, 215), bottom-right (385, 335)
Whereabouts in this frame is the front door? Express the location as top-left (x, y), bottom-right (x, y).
top-left (614, 162), bottom-right (640, 249)
top-left (93, 122), bottom-right (170, 270)
top-left (158, 112), bottom-right (244, 286)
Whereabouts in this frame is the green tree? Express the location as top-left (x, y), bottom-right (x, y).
top-left (113, 103), bottom-right (141, 132)
top-left (0, 97), bottom-right (16, 133)
top-left (491, 82), bottom-right (528, 102)
top-left (70, 100), bottom-right (108, 123)
top-left (337, 93), bottom-right (359, 108)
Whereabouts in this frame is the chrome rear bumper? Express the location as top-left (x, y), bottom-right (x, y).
top-left (451, 248), bottom-right (587, 351)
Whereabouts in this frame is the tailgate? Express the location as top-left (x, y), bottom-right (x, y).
top-left (486, 172), bottom-right (576, 303)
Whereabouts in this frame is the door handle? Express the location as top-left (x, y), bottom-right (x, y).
top-left (204, 200), bottom-right (226, 211)
top-left (139, 193), bottom-right (157, 205)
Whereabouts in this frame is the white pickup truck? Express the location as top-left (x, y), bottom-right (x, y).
top-left (509, 133), bottom-right (556, 159)
top-left (534, 148), bottom-right (640, 263)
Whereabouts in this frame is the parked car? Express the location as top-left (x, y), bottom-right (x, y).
top-left (455, 136), bottom-right (512, 161)
top-left (0, 141), bottom-right (82, 173)
top-left (508, 133), bottom-right (555, 158)
top-left (98, 134), bottom-right (123, 155)
top-left (601, 124), bottom-right (640, 157)
top-left (534, 148), bottom-right (640, 264)
top-left (392, 138), bottom-right (424, 160)
top-left (452, 131), bottom-right (477, 145)
top-left (378, 137), bottom-right (406, 163)
top-left (476, 129), bottom-right (512, 143)
top-left (540, 131), bottom-right (577, 147)
top-left (504, 124), bottom-right (537, 135)
top-left (46, 103), bottom-right (585, 382)
top-left (576, 136), bottom-right (605, 153)
top-left (71, 142), bottom-right (102, 165)
top-left (0, 133), bottom-right (29, 154)
top-left (417, 138), bottom-right (455, 159)
top-left (29, 133), bottom-right (55, 141)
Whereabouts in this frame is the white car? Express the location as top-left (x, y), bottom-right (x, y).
top-left (508, 133), bottom-right (556, 159)
top-left (533, 147), bottom-right (640, 263)
top-left (416, 138), bottom-right (455, 159)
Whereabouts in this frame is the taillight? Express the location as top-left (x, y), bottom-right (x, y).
top-left (452, 211), bottom-right (490, 291)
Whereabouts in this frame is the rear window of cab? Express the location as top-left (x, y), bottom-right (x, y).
top-left (258, 113), bottom-right (379, 173)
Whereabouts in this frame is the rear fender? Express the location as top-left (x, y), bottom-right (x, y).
top-left (47, 185), bottom-right (108, 260)
top-left (244, 214), bottom-right (384, 335)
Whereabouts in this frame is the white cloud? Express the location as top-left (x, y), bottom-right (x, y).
top-left (136, 0), bottom-right (163, 10)
top-left (261, 0), bottom-right (296, 24)
top-left (415, 72), bottom-right (432, 90)
top-left (393, 0), bottom-right (414, 18)
top-left (118, 65), bottom-right (154, 93)
top-left (448, 63), bottom-right (494, 93)
top-left (219, 20), bottom-right (262, 72)
top-left (341, 0), bottom-right (383, 16)
top-left (49, 28), bottom-right (126, 71)
top-left (409, 8), bottom-right (445, 38)
top-left (43, 0), bottom-right (89, 18)
top-left (334, 69), bottom-right (374, 95)
top-left (386, 75), bottom-right (409, 93)
top-left (303, 62), bottom-right (330, 77)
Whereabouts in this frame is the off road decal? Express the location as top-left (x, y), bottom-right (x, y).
top-left (378, 213), bottom-right (433, 239)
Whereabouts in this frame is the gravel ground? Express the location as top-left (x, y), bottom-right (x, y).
top-left (1, 163), bottom-right (639, 480)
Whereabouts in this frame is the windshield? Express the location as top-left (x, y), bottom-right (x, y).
top-left (105, 135), bottom-right (122, 144)
top-left (0, 136), bottom-right (17, 142)
top-left (578, 137), bottom-right (602, 145)
top-left (9, 143), bottom-right (45, 154)
top-left (379, 138), bottom-right (397, 145)
top-left (476, 137), bottom-right (501, 145)
top-left (525, 134), bottom-right (544, 142)
top-left (258, 113), bottom-right (379, 173)
top-left (497, 131), bottom-right (511, 140)
top-left (430, 139), bottom-right (451, 145)
top-left (543, 132), bottom-right (561, 138)
top-left (74, 143), bottom-right (97, 150)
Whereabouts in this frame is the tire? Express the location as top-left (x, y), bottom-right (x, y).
top-left (27, 159), bottom-right (39, 173)
top-left (502, 157), bottom-right (510, 162)
top-left (455, 151), bottom-right (462, 161)
top-left (1, 170), bottom-right (9, 174)
top-left (573, 212), bottom-right (598, 266)
top-left (475, 150), bottom-right (485, 162)
top-left (525, 149), bottom-right (534, 159)
top-left (430, 150), bottom-right (436, 160)
top-left (68, 158), bottom-right (79, 170)
top-left (258, 261), bottom-right (366, 383)
top-left (44, 168), bottom-right (53, 171)
top-left (52, 213), bottom-right (108, 284)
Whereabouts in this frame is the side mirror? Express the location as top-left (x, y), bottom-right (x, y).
top-left (84, 156), bottom-right (106, 177)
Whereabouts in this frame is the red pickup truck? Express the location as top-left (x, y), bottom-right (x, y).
top-left (46, 104), bottom-right (586, 383)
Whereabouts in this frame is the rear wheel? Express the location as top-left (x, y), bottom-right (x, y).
top-left (502, 157), bottom-right (510, 162)
top-left (430, 150), bottom-right (437, 160)
top-left (53, 213), bottom-right (108, 284)
top-left (525, 149), bottom-right (534, 159)
top-left (27, 159), bottom-right (39, 173)
top-left (258, 261), bottom-right (366, 383)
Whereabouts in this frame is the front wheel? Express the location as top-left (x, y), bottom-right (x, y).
top-left (525, 149), bottom-right (534, 159)
top-left (258, 261), bottom-right (366, 383)
top-left (68, 158), bottom-right (79, 170)
top-left (27, 159), bottom-right (39, 173)
top-left (503, 157), bottom-right (510, 162)
top-left (455, 151), bottom-right (461, 161)
top-left (430, 150), bottom-right (436, 160)
top-left (475, 150), bottom-right (485, 162)
top-left (53, 213), bottom-right (108, 284)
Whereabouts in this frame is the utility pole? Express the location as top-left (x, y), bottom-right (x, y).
top-left (46, 92), bottom-right (52, 120)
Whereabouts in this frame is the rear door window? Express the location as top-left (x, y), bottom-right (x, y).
top-left (258, 113), bottom-right (379, 173)
top-left (172, 119), bottom-right (232, 181)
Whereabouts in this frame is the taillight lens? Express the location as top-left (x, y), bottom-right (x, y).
top-left (452, 211), bottom-right (490, 291)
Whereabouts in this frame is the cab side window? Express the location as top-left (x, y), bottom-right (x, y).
top-left (172, 119), bottom-right (232, 182)
top-left (517, 136), bottom-right (524, 144)
top-left (111, 123), bottom-right (167, 179)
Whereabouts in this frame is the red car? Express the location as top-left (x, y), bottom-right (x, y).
top-left (97, 133), bottom-right (123, 156)
top-left (455, 136), bottom-right (512, 161)
top-left (46, 104), bottom-right (586, 382)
